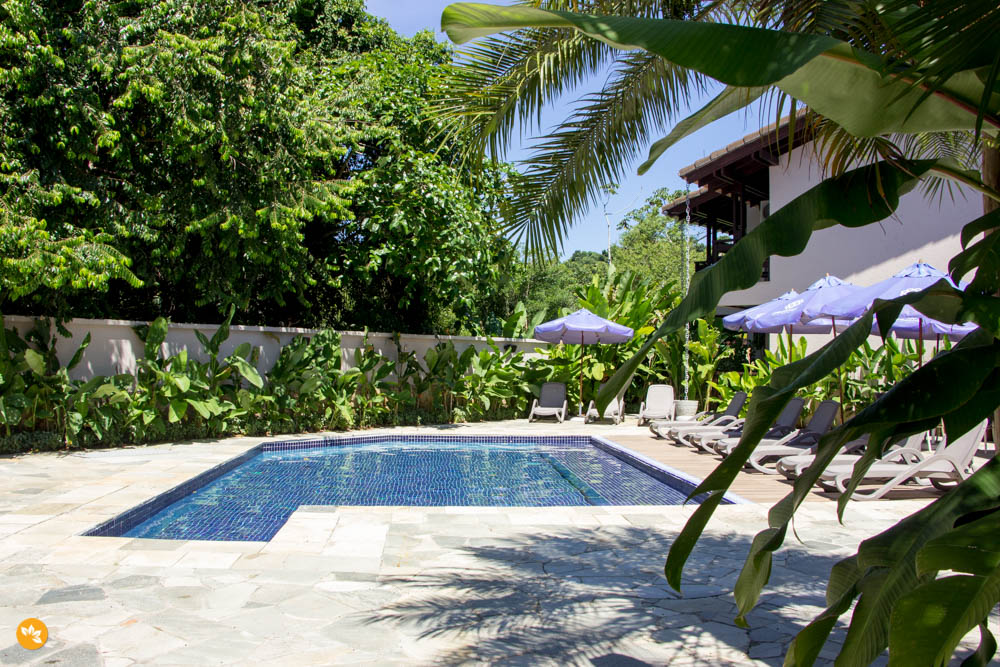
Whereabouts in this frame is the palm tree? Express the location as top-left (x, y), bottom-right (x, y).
top-left (434, 0), bottom-right (744, 255)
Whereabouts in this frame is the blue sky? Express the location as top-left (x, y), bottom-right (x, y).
top-left (366, 1), bottom-right (764, 258)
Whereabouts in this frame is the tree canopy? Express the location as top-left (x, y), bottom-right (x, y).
top-left (0, 0), bottom-right (512, 333)
top-left (496, 188), bottom-right (704, 324)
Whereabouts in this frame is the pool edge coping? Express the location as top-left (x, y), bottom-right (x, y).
top-left (81, 431), bottom-right (750, 539)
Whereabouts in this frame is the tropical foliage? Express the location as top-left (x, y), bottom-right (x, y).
top-left (442, 0), bottom-right (1000, 664)
top-left (434, 0), bottom-right (738, 255)
top-left (0, 312), bottom-right (526, 453)
top-left (1, 268), bottom-right (742, 450)
top-left (613, 187), bottom-right (706, 289)
top-left (494, 187), bottom-right (705, 329)
top-left (0, 0), bottom-right (512, 334)
top-left (711, 334), bottom-right (927, 422)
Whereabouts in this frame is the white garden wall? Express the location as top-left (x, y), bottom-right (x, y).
top-left (4, 315), bottom-right (547, 381)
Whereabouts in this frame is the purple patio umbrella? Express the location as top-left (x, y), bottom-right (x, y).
top-left (803, 262), bottom-right (959, 320)
top-left (750, 275), bottom-right (860, 422)
top-left (870, 304), bottom-right (978, 357)
top-left (722, 289), bottom-right (841, 347)
top-left (722, 290), bottom-right (799, 332)
top-left (534, 308), bottom-right (634, 414)
top-left (755, 275), bottom-right (860, 334)
top-left (805, 262), bottom-right (966, 365)
top-left (874, 307), bottom-right (977, 340)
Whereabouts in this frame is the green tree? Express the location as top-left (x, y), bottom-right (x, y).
top-left (0, 0), bottom-right (143, 304)
top-left (613, 187), bottom-right (704, 288)
top-left (1, 0), bottom-right (512, 334)
top-left (444, 1), bottom-right (1000, 664)
top-left (500, 250), bottom-right (608, 324)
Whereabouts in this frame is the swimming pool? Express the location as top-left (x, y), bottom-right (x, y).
top-left (85, 435), bottom-right (735, 542)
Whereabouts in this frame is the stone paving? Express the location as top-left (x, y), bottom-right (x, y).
top-left (0, 423), bottom-right (987, 665)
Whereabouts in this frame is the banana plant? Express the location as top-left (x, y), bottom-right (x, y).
top-left (351, 333), bottom-right (394, 427)
top-left (501, 301), bottom-right (548, 338)
top-left (382, 335), bottom-right (422, 421)
top-left (684, 318), bottom-right (734, 410)
top-left (130, 317), bottom-right (217, 439)
top-left (573, 269), bottom-right (678, 407)
top-left (20, 318), bottom-right (92, 444)
top-left (460, 340), bottom-right (528, 420)
top-left (191, 304), bottom-right (238, 396)
top-left (63, 375), bottom-right (132, 445)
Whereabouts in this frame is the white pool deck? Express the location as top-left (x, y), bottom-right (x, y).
top-left (0, 421), bottom-right (985, 665)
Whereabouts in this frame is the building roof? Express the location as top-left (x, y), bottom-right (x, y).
top-left (664, 186), bottom-right (734, 224)
top-left (665, 113), bottom-right (812, 220)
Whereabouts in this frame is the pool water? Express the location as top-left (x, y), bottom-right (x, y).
top-left (89, 437), bottom-right (722, 542)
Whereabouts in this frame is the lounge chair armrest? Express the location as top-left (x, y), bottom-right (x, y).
top-left (771, 429), bottom-right (819, 448)
top-left (795, 432), bottom-right (821, 447)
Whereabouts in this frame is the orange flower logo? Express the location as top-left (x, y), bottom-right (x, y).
top-left (16, 618), bottom-right (47, 650)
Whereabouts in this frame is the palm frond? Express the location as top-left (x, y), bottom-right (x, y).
top-left (435, 27), bottom-right (615, 162)
top-left (877, 0), bottom-right (1000, 136)
top-left (505, 50), bottom-right (709, 254)
top-left (755, 0), bottom-right (880, 43)
top-left (806, 115), bottom-right (984, 203)
top-left (435, 0), bottom-right (728, 160)
top-left (434, 0), bottom-right (734, 256)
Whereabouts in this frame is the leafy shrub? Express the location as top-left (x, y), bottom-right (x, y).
top-left (0, 431), bottom-right (63, 454)
top-left (710, 335), bottom-right (924, 423)
top-left (4, 267), bottom-right (916, 450)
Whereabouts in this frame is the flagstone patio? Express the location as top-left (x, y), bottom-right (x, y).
top-left (0, 422), bottom-right (983, 665)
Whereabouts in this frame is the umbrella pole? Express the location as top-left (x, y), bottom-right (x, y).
top-left (832, 317), bottom-right (845, 424)
top-left (918, 320), bottom-right (924, 368)
top-left (579, 331), bottom-right (584, 416)
top-left (787, 326), bottom-right (793, 355)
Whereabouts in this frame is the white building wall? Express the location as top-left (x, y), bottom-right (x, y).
top-left (720, 143), bottom-right (980, 309)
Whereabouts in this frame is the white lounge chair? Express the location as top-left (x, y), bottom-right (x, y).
top-left (528, 382), bottom-right (568, 423)
top-left (637, 384), bottom-right (675, 425)
top-left (650, 392), bottom-right (747, 440)
top-left (775, 432), bottom-right (918, 480)
top-left (585, 382), bottom-right (628, 424)
top-left (687, 397), bottom-right (806, 454)
top-left (818, 420), bottom-right (988, 499)
top-left (648, 409), bottom-right (714, 436)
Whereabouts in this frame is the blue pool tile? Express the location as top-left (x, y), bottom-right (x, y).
top-left (85, 436), bottom-right (726, 542)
